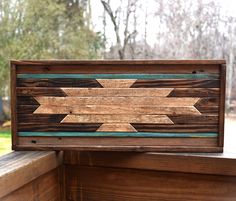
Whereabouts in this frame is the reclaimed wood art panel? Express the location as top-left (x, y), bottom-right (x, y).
top-left (11, 60), bottom-right (226, 152)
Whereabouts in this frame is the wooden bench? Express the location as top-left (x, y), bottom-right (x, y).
top-left (1, 150), bottom-right (236, 201)
top-left (11, 60), bottom-right (226, 152)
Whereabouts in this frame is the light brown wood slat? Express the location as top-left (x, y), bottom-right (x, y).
top-left (96, 79), bottom-right (136, 88)
top-left (61, 114), bottom-right (174, 124)
top-left (35, 97), bottom-right (199, 107)
top-left (34, 105), bottom-right (201, 115)
top-left (62, 88), bottom-right (173, 97)
top-left (97, 123), bottom-right (137, 132)
top-left (18, 136), bottom-right (218, 147)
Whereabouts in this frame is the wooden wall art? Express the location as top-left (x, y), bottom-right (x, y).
top-left (11, 60), bottom-right (226, 152)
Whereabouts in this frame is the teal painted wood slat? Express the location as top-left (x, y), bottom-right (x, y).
top-left (17, 74), bottom-right (219, 79)
top-left (18, 132), bottom-right (218, 137)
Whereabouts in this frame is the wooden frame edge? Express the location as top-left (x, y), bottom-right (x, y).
top-left (13, 145), bottom-right (223, 153)
top-left (219, 63), bottom-right (226, 147)
top-left (10, 61), bottom-right (18, 149)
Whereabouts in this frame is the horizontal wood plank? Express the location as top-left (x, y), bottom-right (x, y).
top-left (17, 123), bottom-right (102, 132)
top-left (131, 124), bottom-right (218, 132)
top-left (168, 115), bottom-right (219, 125)
top-left (33, 105), bottom-right (201, 115)
top-left (131, 79), bottom-right (220, 88)
top-left (17, 78), bottom-right (103, 88)
top-left (18, 136), bottom-right (218, 147)
top-left (62, 87), bottom-right (173, 97)
top-left (18, 114), bottom-right (66, 123)
top-left (35, 96), bottom-right (200, 107)
top-left (168, 88), bottom-right (219, 97)
top-left (61, 114), bottom-right (173, 124)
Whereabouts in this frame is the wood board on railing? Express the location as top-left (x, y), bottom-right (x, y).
top-left (11, 60), bottom-right (226, 152)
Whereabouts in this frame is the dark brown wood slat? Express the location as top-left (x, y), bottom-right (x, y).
top-left (64, 166), bottom-right (236, 201)
top-left (15, 64), bottom-right (221, 74)
top-left (17, 105), bottom-right (39, 114)
top-left (17, 123), bottom-right (102, 132)
top-left (17, 97), bottom-right (39, 105)
top-left (17, 78), bottom-right (103, 88)
top-left (17, 87), bottom-right (66, 96)
top-left (168, 88), bottom-right (219, 97)
top-left (131, 79), bottom-right (220, 88)
top-left (195, 106), bottom-right (219, 115)
top-left (168, 115), bottom-right (219, 125)
top-left (12, 59), bottom-right (226, 65)
top-left (131, 124), bottom-right (218, 132)
top-left (195, 97), bottom-right (219, 107)
top-left (17, 114), bottom-right (66, 124)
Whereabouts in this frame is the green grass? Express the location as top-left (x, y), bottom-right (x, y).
top-left (0, 131), bottom-right (11, 156)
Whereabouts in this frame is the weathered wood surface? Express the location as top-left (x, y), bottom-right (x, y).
top-left (11, 60), bottom-right (226, 152)
top-left (0, 151), bottom-right (62, 199)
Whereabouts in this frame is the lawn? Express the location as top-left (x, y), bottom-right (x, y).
top-left (0, 131), bottom-right (11, 156)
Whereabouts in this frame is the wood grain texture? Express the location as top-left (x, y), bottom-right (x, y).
top-left (12, 60), bottom-right (225, 152)
top-left (61, 114), bottom-right (174, 124)
top-left (0, 151), bottom-right (62, 198)
top-left (1, 169), bottom-right (60, 201)
top-left (131, 79), bottom-right (220, 88)
top-left (17, 78), bottom-right (103, 88)
top-left (63, 151), bottom-right (236, 176)
top-left (131, 124), bottom-right (218, 132)
top-left (219, 64), bottom-right (226, 146)
top-left (65, 165), bottom-right (236, 201)
top-left (11, 63), bottom-right (18, 147)
top-left (17, 123), bottom-right (102, 132)
top-left (33, 105), bottom-right (201, 115)
top-left (17, 136), bottom-right (218, 147)
top-left (168, 88), bottom-right (219, 97)
top-left (96, 79), bottom-right (136, 88)
top-left (35, 96), bottom-right (200, 107)
top-left (62, 87), bottom-right (173, 97)
top-left (18, 114), bottom-right (66, 123)
top-left (96, 123), bottom-right (137, 132)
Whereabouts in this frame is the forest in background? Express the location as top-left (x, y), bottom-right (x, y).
top-left (0, 0), bottom-right (236, 120)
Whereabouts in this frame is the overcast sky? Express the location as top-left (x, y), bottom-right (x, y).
top-left (91, 0), bottom-right (236, 48)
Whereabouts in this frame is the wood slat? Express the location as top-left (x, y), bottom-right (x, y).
top-left (61, 114), bottom-right (173, 124)
top-left (17, 105), bottom-right (40, 114)
top-left (17, 123), bottom-right (102, 132)
top-left (195, 97), bottom-right (219, 107)
top-left (17, 114), bottom-right (66, 124)
top-left (96, 123), bottom-right (137, 132)
top-left (195, 106), bottom-right (219, 115)
top-left (35, 97), bottom-right (199, 107)
top-left (168, 88), bottom-right (219, 97)
top-left (131, 79), bottom-right (220, 88)
top-left (33, 105), bottom-right (201, 115)
top-left (131, 124), bottom-right (218, 132)
top-left (15, 62), bottom-right (221, 74)
top-left (18, 136), bottom-right (218, 147)
top-left (168, 115), bottom-right (219, 125)
top-left (64, 165), bottom-right (236, 201)
top-left (96, 79), bottom-right (136, 88)
top-left (17, 87), bottom-right (66, 96)
top-left (17, 78), bottom-right (103, 88)
top-left (62, 87), bottom-right (173, 97)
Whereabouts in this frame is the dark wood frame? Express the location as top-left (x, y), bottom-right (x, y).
top-left (11, 60), bottom-right (226, 152)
